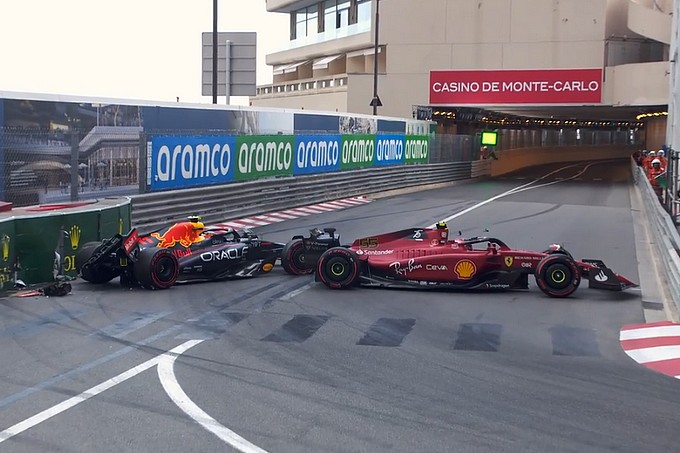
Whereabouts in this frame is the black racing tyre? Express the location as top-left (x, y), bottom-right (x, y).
top-left (316, 247), bottom-right (360, 289)
top-left (535, 254), bottom-right (580, 298)
top-left (281, 239), bottom-right (313, 275)
top-left (76, 241), bottom-right (117, 284)
top-left (133, 247), bottom-right (179, 290)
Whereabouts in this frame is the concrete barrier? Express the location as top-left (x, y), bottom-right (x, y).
top-left (0, 198), bottom-right (131, 288)
top-left (490, 145), bottom-right (639, 176)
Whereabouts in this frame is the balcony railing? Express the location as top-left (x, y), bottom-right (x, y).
top-left (256, 75), bottom-right (349, 97)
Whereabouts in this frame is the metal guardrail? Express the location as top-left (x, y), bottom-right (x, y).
top-left (634, 161), bottom-right (680, 311)
top-left (131, 162), bottom-right (474, 232)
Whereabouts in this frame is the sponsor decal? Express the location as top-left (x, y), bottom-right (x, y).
top-left (236, 135), bottom-right (294, 180)
top-left (173, 249), bottom-right (192, 258)
top-left (521, 262), bottom-right (532, 268)
top-left (123, 230), bottom-right (139, 255)
top-left (594, 270), bottom-right (608, 282)
top-left (454, 259), bottom-right (477, 279)
top-left (341, 134), bottom-right (375, 169)
top-left (486, 283), bottom-right (510, 289)
top-left (150, 135), bottom-right (236, 190)
top-left (390, 258), bottom-right (423, 276)
top-left (411, 229), bottom-right (424, 240)
top-left (426, 264), bottom-right (448, 271)
top-left (360, 249), bottom-right (395, 255)
top-left (1, 234), bottom-right (9, 261)
top-left (294, 135), bottom-right (341, 175)
top-left (200, 247), bottom-right (246, 262)
top-left (504, 256), bottom-right (514, 267)
top-left (514, 255), bottom-right (543, 261)
top-left (374, 134), bottom-right (404, 167)
top-left (430, 239), bottom-right (439, 246)
top-left (429, 68), bottom-right (602, 104)
top-left (359, 237), bottom-right (379, 248)
top-left (69, 225), bottom-right (81, 250)
top-left (405, 136), bottom-right (429, 164)
top-left (151, 223), bottom-right (202, 248)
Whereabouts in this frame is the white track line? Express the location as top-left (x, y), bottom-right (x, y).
top-left (0, 341), bottom-right (198, 444)
top-left (427, 162), bottom-right (599, 228)
top-left (157, 341), bottom-right (269, 453)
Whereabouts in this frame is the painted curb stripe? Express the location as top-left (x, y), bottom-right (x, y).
top-left (620, 336), bottom-right (680, 350)
top-left (623, 345), bottom-right (680, 363)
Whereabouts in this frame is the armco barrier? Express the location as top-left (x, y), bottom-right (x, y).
top-left (0, 198), bottom-right (131, 288)
top-left (635, 162), bottom-right (680, 312)
top-left (132, 162), bottom-right (474, 232)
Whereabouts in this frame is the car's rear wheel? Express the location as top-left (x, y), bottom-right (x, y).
top-left (316, 247), bottom-right (360, 289)
top-left (281, 239), bottom-right (314, 275)
top-left (76, 242), bottom-right (117, 284)
top-left (535, 254), bottom-right (580, 298)
top-left (133, 247), bottom-right (179, 289)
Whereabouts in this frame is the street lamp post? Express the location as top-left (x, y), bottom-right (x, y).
top-left (371, 0), bottom-right (383, 115)
top-left (212, 0), bottom-right (218, 104)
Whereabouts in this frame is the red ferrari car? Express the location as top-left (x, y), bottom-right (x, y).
top-left (310, 223), bottom-right (637, 297)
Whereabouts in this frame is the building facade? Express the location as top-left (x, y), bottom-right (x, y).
top-left (253, 0), bottom-right (672, 135)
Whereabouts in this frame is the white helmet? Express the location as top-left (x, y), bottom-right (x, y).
top-left (649, 150), bottom-right (657, 156)
top-left (652, 158), bottom-right (661, 167)
top-left (658, 150), bottom-right (665, 157)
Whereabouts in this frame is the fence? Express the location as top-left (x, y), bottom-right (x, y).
top-left (0, 125), bottom-right (643, 208)
top-left (634, 159), bottom-right (680, 312)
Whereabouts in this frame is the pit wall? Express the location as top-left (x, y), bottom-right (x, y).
top-left (0, 198), bottom-right (131, 289)
top-left (490, 145), bottom-right (639, 176)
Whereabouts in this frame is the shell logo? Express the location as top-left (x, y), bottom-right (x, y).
top-left (454, 259), bottom-right (476, 279)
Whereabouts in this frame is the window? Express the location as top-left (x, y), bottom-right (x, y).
top-left (292, 5), bottom-right (321, 40)
top-left (337, 1), bottom-right (350, 28)
top-left (357, 0), bottom-right (371, 24)
top-left (325, 1), bottom-right (337, 31)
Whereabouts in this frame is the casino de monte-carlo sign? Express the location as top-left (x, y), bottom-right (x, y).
top-left (429, 68), bottom-right (602, 104)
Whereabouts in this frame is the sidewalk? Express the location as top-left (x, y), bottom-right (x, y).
top-left (38, 184), bottom-right (139, 204)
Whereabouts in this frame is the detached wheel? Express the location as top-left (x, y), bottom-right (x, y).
top-left (316, 247), bottom-right (360, 289)
top-left (535, 254), bottom-right (580, 298)
top-left (281, 239), bottom-right (313, 275)
top-left (133, 248), bottom-right (179, 289)
top-left (76, 241), bottom-right (117, 284)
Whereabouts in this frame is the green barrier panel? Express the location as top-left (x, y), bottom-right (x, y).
top-left (4, 198), bottom-right (131, 286)
top-left (341, 134), bottom-right (375, 170)
top-left (235, 135), bottom-right (295, 180)
top-left (405, 135), bottom-right (429, 164)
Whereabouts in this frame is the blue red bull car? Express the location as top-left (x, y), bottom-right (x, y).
top-left (281, 223), bottom-right (638, 298)
top-left (75, 216), bottom-right (284, 289)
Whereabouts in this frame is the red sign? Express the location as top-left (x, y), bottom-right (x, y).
top-left (429, 68), bottom-right (602, 104)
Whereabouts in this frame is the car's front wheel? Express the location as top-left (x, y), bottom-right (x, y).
top-left (535, 254), bottom-right (580, 298)
top-left (316, 247), bottom-right (360, 289)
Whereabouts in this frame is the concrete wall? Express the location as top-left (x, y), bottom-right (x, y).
top-left (603, 61), bottom-right (670, 105)
top-left (490, 145), bottom-right (638, 176)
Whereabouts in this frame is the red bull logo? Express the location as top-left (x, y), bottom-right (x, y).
top-left (151, 222), bottom-right (205, 248)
